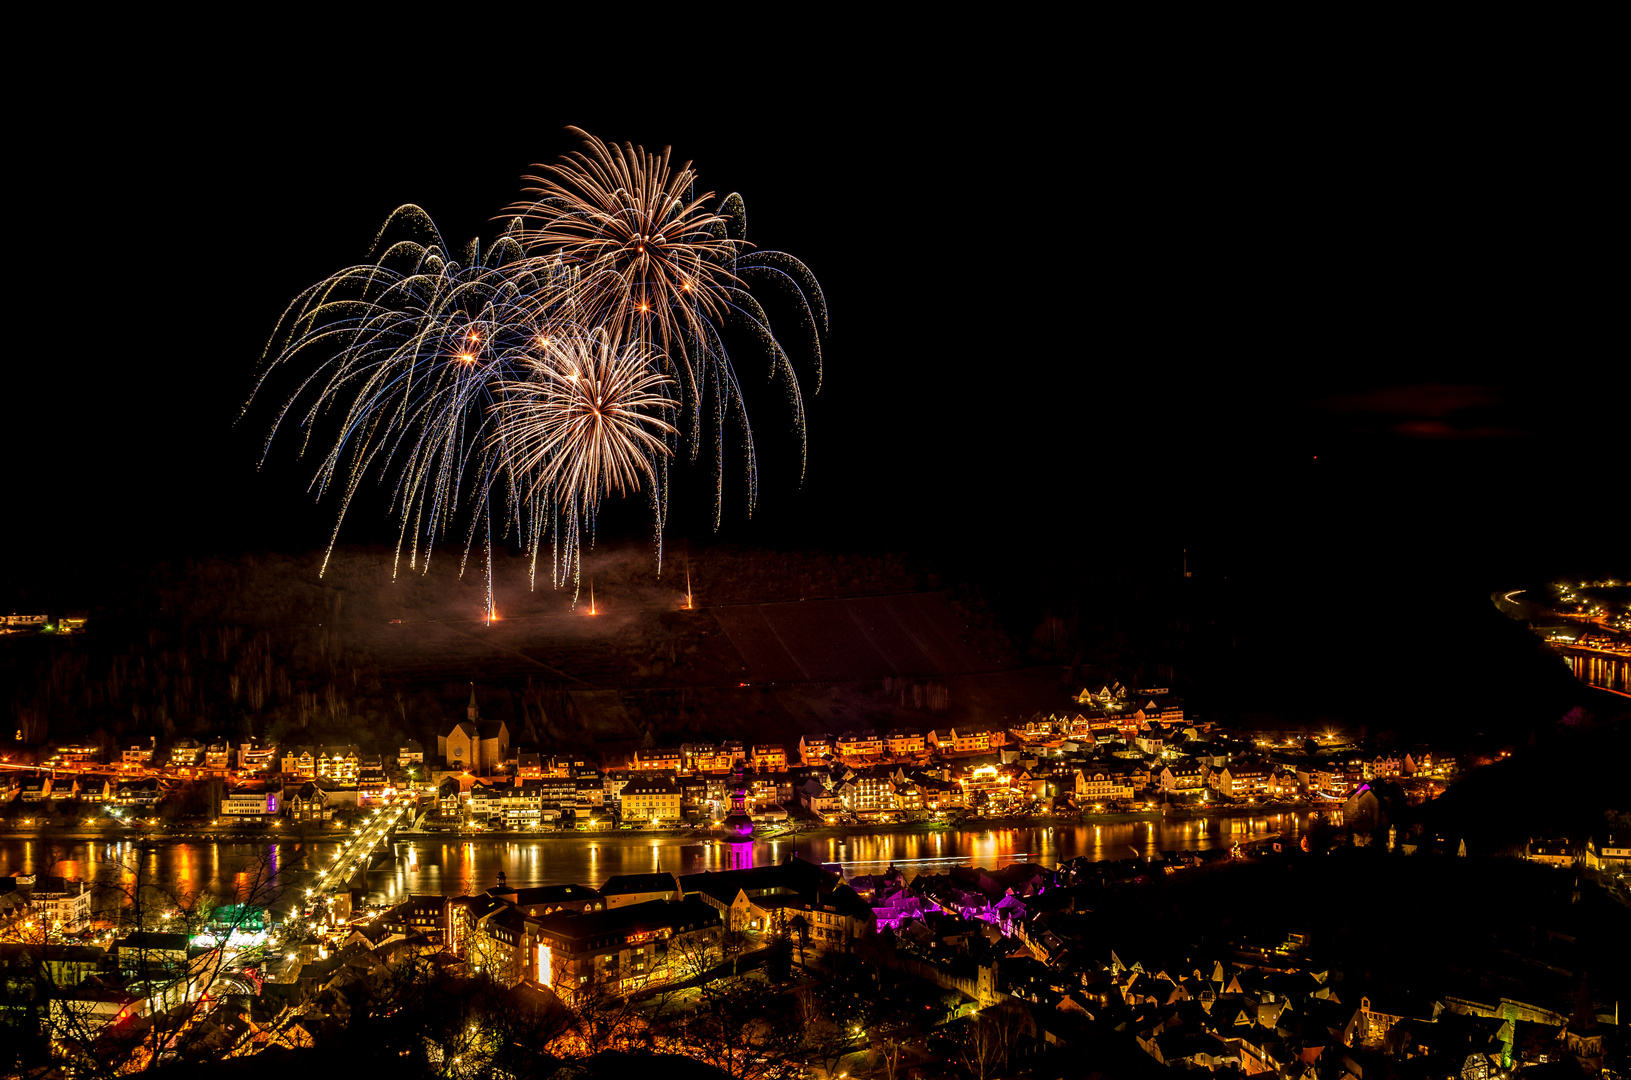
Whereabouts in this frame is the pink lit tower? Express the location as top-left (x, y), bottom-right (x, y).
top-left (722, 762), bottom-right (755, 839)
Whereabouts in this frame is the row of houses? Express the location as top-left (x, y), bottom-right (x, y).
top-left (75, 737), bottom-right (409, 783)
top-left (436, 763), bottom-right (808, 827)
top-left (3, 774), bottom-right (163, 806)
top-left (628, 740), bottom-right (788, 773)
top-left (1, 770), bottom-right (395, 824)
top-left (1020, 698), bottom-right (1188, 743)
top-left (618, 725), bottom-right (1018, 779)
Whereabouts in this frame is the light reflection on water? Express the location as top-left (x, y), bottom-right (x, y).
top-left (0, 815), bottom-right (1303, 908)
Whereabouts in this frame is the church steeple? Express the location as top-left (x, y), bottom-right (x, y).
top-left (467, 684), bottom-right (479, 722)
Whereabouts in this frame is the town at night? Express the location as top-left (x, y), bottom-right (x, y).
top-left (3, 39), bottom-right (1626, 1080)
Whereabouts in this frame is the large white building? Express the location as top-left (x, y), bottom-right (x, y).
top-left (221, 788), bottom-right (281, 818)
top-left (29, 877), bottom-right (92, 934)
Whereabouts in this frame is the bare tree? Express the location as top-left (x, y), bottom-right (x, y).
top-left (666, 924), bottom-right (724, 993)
top-left (798, 965), bottom-right (874, 1080)
top-left (464, 921), bottom-right (521, 986)
top-left (789, 912), bottom-right (810, 969)
top-left (722, 924), bottom-right (750, 979)
top-left (870, 990), bottom-right (926, 1080)
top-left (548, 950), bottom-right (681, 1061)
top-left (957, 1000), bottom-right (1032, 1080)
top-left (676, 979), bottom-right (799, 1080)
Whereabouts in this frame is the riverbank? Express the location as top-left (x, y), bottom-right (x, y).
top-left (2, 816), bottom-right (1308, 893)
top-left (0, 825), bottom-right (770, 846)
top-left (0, 804), bottom-right (1315, 848)
top-left (0, 826), bottom-right (353, 845)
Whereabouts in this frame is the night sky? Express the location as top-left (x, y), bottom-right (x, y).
top-left (7, 52), bottom-right (1622, 726)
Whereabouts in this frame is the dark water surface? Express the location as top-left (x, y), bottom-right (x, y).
top-left (0, 814), bottom-right (1304, 913)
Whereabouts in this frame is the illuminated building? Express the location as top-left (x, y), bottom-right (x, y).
top-left (69, 776), bottom-right (112, 802)
top-left (1012, 717), bottom-right (1057, 741)
top-left (1158, 760), bottom-right (1206, 793)
top-left (798, 777), bottom-right (840, 814)
top-left (1357, 993), bottom-right (1442, 1049)
top-left (1074, 768), bottom-right (1136, 802)
top-left (25, 876), bottom-right (92, 934)
top-left (220, 787), bottom-right (282, 819)
top-left (203, 740), bottom-right (233, 771)
top-left (280, 746), bottom-right (316, 778)
top-left (386, 895), bottom-right (452, 947)
top-left (1524, 838), bottom-right (1573, 867)
top-left (315, 745), bottom-right (361, 783)
top-left (834, 731), bottom-right (885, 760)
top-left (720, 764), bottom-right (755, 837)
top-left (750, 743), bottom-right (788, 771)
top-left (285, 782), bottom-right (331, 822)
top-left (357, 760), bottom-right (388, 803)
top-left (238, 741), bottom-right (278, 773)
top-left (122, 738), bottom-right (156, 768)
top-left (928, 727), bottom-right (994, 754)
top-left (438, 690), bottom-right (510, 772)
top-left (528, 897), bottom-right (721, 999)
top-left (1211, 764), bottom-right (1269, 798)
top-left (797, 733), bottom-right (833, 765)
top-left (1584, 829), bottom-right (1630, 872)
top-left (679, 856), bottom-right (873, 945)
top-left (680, 742), bottom-right (737, 773)
top-left (619, 775), bottom-right (682, 823)
top-left (836, 768), bottom-right (900, 818)
top-left (601, 769), bottom-right (631, 803)
top-left (513, 884), bottom-right (604, 918)
top-left (599, 873), bottom-right (681, 909)
top-left (112, 777), bottom-right (161, 805)
top-left (630, 747), bottom-right (683, 772)
top-left (168, 739), bottom-right (204, 768)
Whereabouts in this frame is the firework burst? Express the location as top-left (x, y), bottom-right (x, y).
top-left (493, 329), bottom-right (677, 591)
top-left (507, 127), bottom-right (827, 523)
top-left (252, 130), bottom-right (825, 612)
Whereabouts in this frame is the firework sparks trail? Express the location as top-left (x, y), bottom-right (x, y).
top-left (248, 208), bottom-right (570, 596)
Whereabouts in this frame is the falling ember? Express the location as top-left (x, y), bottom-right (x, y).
top-left (684, 571), bottom-right (694, 610)
top-left (588, 582), bottom-right (597, 616)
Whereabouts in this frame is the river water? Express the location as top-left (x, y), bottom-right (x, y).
top-left (0, 814), bottom-right (1304, 915)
